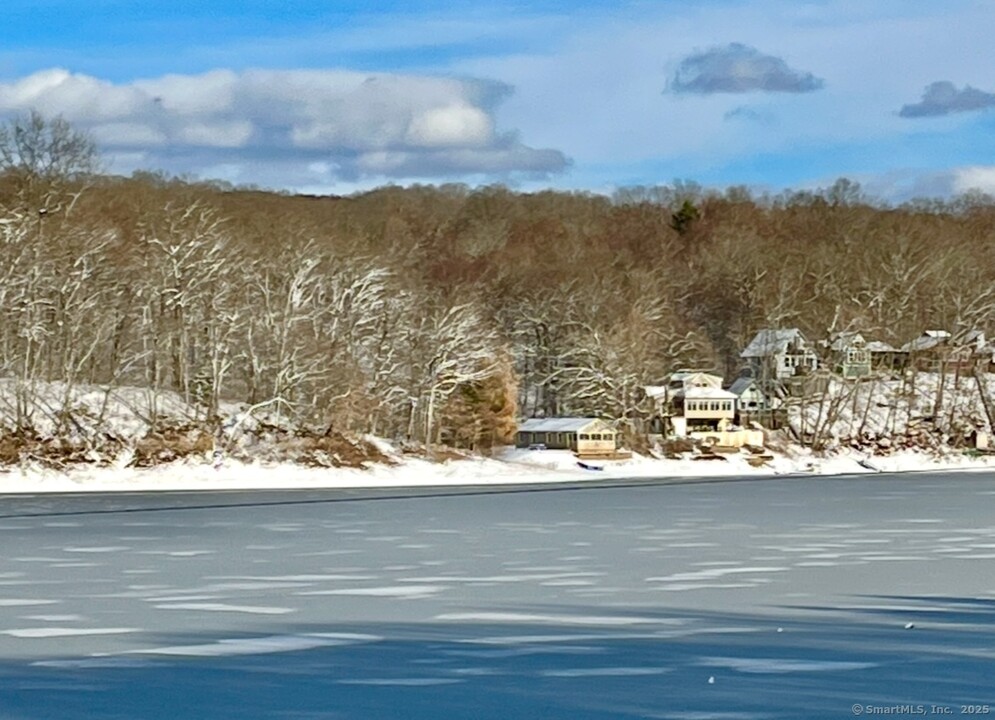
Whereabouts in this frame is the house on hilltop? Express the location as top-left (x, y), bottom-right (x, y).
top-left (740, 328), bottom-right (819, 381)
top-left (901, 330), bottom-right (986, 372)
top-left (824, 331), bottom-right (872, 379)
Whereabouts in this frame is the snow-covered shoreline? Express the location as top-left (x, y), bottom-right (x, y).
top-left (0, 446), bottom-right (991, 495)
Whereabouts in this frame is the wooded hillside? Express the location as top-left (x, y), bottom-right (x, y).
top-left (2, 114), bottom-right (994, 454)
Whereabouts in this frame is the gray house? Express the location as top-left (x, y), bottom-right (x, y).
top-left (900, 330), bottom-right (986, 372)
top-left (741, 328), bottom-right (819, 381)
top-left (729, 376), bottom-right (774, 412)
top-left (515, 418), bottom-right (617, 454)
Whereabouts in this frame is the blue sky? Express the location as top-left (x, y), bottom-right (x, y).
top-left (2, 0), bottom-right (994, 200)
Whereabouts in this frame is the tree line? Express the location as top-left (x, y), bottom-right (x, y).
top-left (1, 113), bottom-right (994, 453)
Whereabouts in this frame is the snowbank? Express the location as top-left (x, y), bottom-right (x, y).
top-left (0, 376), bottom-right (990, 495)
top-left (0, 445), bottom-right (991, 495)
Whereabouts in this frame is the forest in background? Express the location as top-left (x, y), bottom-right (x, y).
top-left (2, 113), bottom-right (995, 459)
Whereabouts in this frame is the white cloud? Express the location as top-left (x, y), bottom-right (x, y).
top-left (0, 68), bottom-right (147, 120)
top-left (849, 165), bottom-right (995, 203)
top-left (176, 120), bottom-right (254, 148)
top-left (952, 166), bottom-right (995, 195)
top-left (0, 67), bottom-right (567, 185)
top-left (406, 104), bottom-right (493, 147)
top-left (90, 122), bottom-right (167, 146)
top-left (137, 70), bottom-right (239, 116)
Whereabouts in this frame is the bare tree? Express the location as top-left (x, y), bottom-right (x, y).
top-left (0, 111), bottom-right (99, 215)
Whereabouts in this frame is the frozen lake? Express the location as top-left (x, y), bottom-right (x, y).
top-left (1, 473), bottom-right (994, 718)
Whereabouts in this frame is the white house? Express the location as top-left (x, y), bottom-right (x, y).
top-left (671, 386), bottom-right (737, 436)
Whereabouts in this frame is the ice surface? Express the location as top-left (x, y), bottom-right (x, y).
top-left (1, 473), bottom-right (994, 718)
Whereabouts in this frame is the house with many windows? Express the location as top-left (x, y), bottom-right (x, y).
top-left (645, 378), bottom-right (738, 437)
top-left (672, 386), bottom-right (738, 436)
top-left (515, 418), bottom-right (617, 455)
top-left (824, 331), bottom-right (872, 379)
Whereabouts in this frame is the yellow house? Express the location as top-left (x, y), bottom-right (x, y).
top-left (515, 418), bottom-right (617, 454)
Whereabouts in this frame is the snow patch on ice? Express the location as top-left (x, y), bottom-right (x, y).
top-left (700, 656), bottom-right (876, 674)
top-left (128, 633), bottom-right (382, 657)
top-left (647, 567), bottom-right (789, 583)
top-left (298, 585), bottom-right (447, 598)
top-left (435, 612), bottom-right (678, 626)
top-left (336, 678), bottom-right (462, 686)
top-left (32, 657), bottom-right (159, 669)
top-left (3, 627), bottom-right (139, 638)
top-left (541, 667), bottom-right (672, 677)
top-left (153, 603), bottom-right (296, 615)
top-left (62, 546), bottom-right (129, 553)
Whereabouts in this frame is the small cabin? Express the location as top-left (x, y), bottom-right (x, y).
top-left (515, 417), bottom-right (617, 454)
